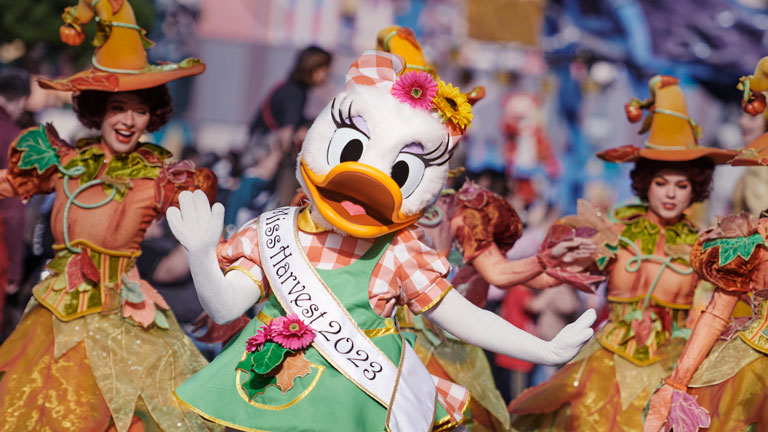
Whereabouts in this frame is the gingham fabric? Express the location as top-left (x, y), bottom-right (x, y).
top-left (344, 50), bottom-right (404, 92)
top-left (343, 50), bottom-right (466, 149)
top-left (434, 375), bottom-right (472, 424)
top-left (218, 212), bottom-right (468, 423)
top-left (219, 212), bottom-right (452, 317)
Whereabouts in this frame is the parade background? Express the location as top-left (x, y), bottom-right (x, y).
top-left (1, 0), bottom-right (767, 402)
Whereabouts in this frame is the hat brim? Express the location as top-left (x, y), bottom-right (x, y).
top-left (37, 61), bottom-right (205, 92)
top-left (597, 145), bottom-right (737, 165)
top-left (730, 132), bottom-right (768, 166)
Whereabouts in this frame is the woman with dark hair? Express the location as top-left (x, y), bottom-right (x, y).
top-left (508, 76), bottom-right (736, 431)
top-left (0, 1), bottom-right (219, 431)
top-left (644, 56), bottom-right (768, 432)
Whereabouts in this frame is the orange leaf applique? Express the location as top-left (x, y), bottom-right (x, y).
top-left (273, 352), bottom-right (312, 394)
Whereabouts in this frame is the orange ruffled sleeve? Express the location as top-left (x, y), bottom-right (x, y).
top-left (155, 160), bottom-right (217, 213)
top-left (691, 214), bottom-right (767, 293)
top-left (453, 181), bottom-right (523, 263)
top-left (0, 125), bottom-right (73, 200)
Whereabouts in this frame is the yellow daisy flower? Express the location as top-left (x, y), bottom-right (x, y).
top-left (433, 80), bottom-right (473, 131)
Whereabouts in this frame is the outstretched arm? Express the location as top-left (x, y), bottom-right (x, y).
top-left (644, 288), bottom-right (741, 432)
top-left (167, 190), bottom-right (263, 324)
top-left (425, 289), bottom-right (596, 365)
top-left (471, 238), bottom-right (598, 289)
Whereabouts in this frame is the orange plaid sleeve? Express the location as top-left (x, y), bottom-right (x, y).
top-left (218, 218), bottom-right (268, 298)
top-left (391, 227), bottom-right (452, 314)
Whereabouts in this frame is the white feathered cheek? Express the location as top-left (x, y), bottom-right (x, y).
top-left (297, 91), bottom-right (450, 238)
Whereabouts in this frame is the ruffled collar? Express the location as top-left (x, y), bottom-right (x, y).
top-left (614, 205), bottom-right (699, 262)
top-left (63, 138), bottom-right (171, 201)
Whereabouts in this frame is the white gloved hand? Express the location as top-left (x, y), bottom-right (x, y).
top-left (166, 190), bottom-right (262, 323)
top-left (543, 308), bottom-right (597, 363)
top-left (166, 189), bottom-right (225, 254)
top-left (426, 290), bottom-right (596, 365)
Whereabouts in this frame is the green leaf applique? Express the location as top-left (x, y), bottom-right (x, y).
top-left (120, 275), bottom-right (145, 303)
top-left (16, 125), bottom-right (61, 174)
top-left (153, 310), bottom-right (169, 329)
top-left (702, 232), bottom-right (766, 266)
top-left (251, 342), bottom-right (290, 374)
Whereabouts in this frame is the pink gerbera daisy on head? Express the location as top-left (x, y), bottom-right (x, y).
top-left (271, 314), bottom-right (316, 350)
top-left (245, 324), bottom-right (272, 352)
top-left (391, 71), bottom-right (438, 110)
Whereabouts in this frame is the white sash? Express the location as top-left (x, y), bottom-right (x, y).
top-left (258, 207), bottom-right (437, 432)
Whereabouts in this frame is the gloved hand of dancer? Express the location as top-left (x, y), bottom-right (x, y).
top-left (167, 190), bottom-right (263, 324)
top-left (539, 237), bottom-right (598, 273)
top-left (644, 384), bottom-right (674, 432)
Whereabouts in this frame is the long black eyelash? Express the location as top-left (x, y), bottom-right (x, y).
top-left (412, 133), bottom-right (453, 167)
top-left (330, 97), bottom-right (369, 138)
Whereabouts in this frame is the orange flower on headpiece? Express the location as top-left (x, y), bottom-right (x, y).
top-left (433, 80), bottom-right (473, 132)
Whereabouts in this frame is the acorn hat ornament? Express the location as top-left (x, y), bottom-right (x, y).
top-left (297, 32), bottom-right (476, 238)
top-left (38, 0), bottom-right (205, 92)
top-left (597, 75), bottom-right (736, 164)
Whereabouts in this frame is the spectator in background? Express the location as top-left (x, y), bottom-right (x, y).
top-left (0, 69), bottom-right (30, 334)
top-left (248, 46), bottom-right (332, 207)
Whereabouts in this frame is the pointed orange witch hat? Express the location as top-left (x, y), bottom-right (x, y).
top-left (729, 57), bottom-right (768, 166)
top-left (597, 75), bottom-right (736, 164)
top-left (38, 0), bottom-right (204, 92)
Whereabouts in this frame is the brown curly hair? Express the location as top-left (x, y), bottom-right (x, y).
top-left (630, 157), bottom-right (715, 204)
top-left (72, 85), bottom-right (173, 132)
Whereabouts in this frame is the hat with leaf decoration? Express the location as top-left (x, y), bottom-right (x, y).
top-left (597, 75), bottom-right (736, 164)
top-left (37, 0), bottom-right (204, 92)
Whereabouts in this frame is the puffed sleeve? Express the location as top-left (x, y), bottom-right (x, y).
top-left (0, 124), bottom-right (72, 200)
top-left (690, 214), bottom-right (767, 293)
top-left (453, 181), bottom-right (523, 262)
top-left (387, 227), bottom-right (453, 315)
top-left (217, 218), bottom-right (268, 299)
top-left (155, 159), bottom-right (217, 213)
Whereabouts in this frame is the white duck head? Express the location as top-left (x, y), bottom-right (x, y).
top-left (297, 50), bottom-right (473, 238)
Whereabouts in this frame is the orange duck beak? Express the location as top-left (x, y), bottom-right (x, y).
top-left (300, 159), bottom-right (423, 238)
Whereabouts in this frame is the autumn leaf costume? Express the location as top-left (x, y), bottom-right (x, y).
top-left (508, 76), bottom-right (736, 431)
top-left (0, 2), bottom-right (217, 431)
top-left (644, 56), bottom-right (768, 432)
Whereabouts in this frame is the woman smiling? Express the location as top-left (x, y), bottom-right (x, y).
top-left (0, 1), bottom-right (218, 431)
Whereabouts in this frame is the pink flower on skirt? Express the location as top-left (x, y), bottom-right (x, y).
top-left (270, 314), bottom-right (316, 350)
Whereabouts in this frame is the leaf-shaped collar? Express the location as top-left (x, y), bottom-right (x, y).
top-left (63, 139), bottom-right (171, 201)
top-left (615, 205), bottom-right (699, 258)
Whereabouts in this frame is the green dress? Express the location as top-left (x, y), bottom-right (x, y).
top-left (175, 235), bottom-right (452, 431)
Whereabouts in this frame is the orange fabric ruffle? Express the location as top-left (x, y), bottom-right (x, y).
top-left (688, 355), bottom-right (767, 431)
top-left (509, 348), bottom-right (651, 432)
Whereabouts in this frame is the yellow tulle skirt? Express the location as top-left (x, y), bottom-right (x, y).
top-left (509, 338), bottom-right (684, 432)
top-left (0, 303), bottom-right (218, 432)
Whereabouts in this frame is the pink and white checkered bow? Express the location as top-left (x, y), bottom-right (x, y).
top-left (345, 50), bottom-right (404, 92)
top-left (344, 50), bottom-right (465, 149)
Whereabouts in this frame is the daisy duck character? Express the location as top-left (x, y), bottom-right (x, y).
top-left (167, 50), bottom-right (596, 431)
